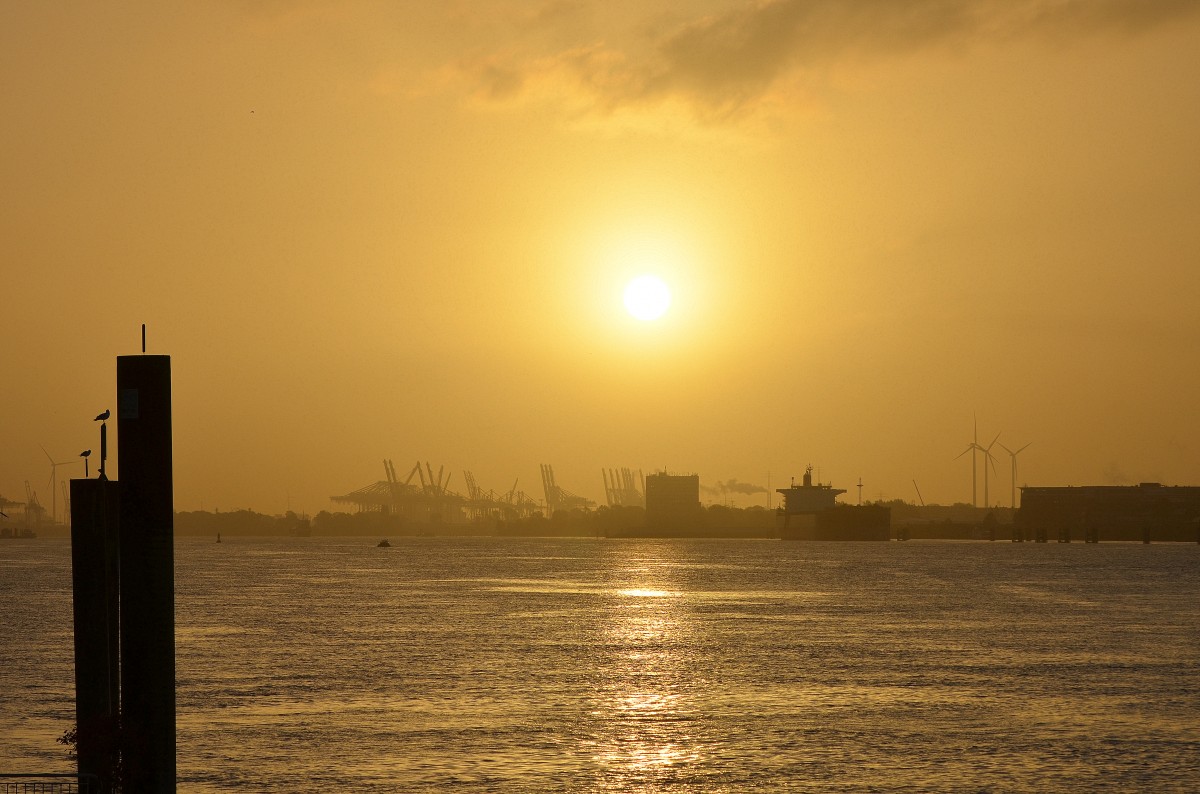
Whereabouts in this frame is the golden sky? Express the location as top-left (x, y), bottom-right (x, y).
top-left (4, 1), bottom-right (1199, 515)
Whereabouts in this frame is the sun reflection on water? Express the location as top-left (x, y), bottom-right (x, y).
top-left (590, 555), bottom-right (706, 788)
top-left (616, 588), bottom-right (676, 598)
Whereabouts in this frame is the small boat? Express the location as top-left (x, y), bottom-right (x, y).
top-left (376, 539), bottom-right (391, 548)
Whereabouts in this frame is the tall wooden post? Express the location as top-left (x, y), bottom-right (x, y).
top-left (117, 355), bottom-right (175, 793)
top-left (69, 478), bottom-right (121, 790)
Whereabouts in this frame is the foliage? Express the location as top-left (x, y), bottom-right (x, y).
top-left (56, 725), bottom-right (78, 760)
top-left (58, 718), bottom-right (123, 793)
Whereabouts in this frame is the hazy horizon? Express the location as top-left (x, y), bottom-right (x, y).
top-left (5, 1), bottom-right (1199, 517)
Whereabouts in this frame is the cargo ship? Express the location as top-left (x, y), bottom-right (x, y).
top-left (777, 466), bottom-right (890, 541)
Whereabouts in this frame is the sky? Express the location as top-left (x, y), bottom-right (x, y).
top-left (3, 0), bottom-right (1199, 518)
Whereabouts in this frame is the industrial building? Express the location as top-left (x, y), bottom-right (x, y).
top-left (0, 489), bottom-right (45, 537)
top-left (1018, 483), bottom-right (1200, 542)
top-left (644, 472), bottom-right (701, 527)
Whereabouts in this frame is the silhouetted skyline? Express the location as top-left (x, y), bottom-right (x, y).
top-left (4, 2), bottom-right (1199, 516)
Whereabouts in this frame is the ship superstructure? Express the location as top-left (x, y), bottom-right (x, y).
top-left (776, 466), bottom-right (845, 515)
top-left (776, 466), bottom-right (889, 541)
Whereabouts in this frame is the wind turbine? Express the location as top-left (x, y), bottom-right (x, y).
top-left (954, 416), bottom-right (981, 507)
top-left (980, 432), bottom-right (1001, 508)
top-left (998, 442), bottom-right (1032, 509)
top-left (40, 446), bottom-right (79, 525)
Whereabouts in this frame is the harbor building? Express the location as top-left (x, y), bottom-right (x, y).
top-left (644, 472), bottom-right (702, 528)
top-left (1018, 483), bottom-right (1200, 542)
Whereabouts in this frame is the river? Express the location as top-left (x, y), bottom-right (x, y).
top-left (2, 536), bottom-right (1198, 791)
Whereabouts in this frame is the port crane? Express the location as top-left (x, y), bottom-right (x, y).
top-left (540, 464), bottom-right (594, 514)
top-left (602, 467), bottom-right (645, 508)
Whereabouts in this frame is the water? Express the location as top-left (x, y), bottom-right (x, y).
top-left (3, 537), bottom-right (1199, 791)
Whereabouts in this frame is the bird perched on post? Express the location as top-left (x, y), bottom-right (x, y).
top-left (81, 449), bottom-right (92, 477)
top-left (95, 409), bottom-right (110, 421)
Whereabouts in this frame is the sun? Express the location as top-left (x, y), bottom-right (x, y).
top-left (623, 275), bottom-right (672, 321)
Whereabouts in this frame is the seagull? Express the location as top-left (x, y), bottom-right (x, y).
top-left (81, 450), bottom-right (92, 458)
top-left (95, 409), bottom-right (110, 421)
top-left (81, 449), bottom-right (92, 477)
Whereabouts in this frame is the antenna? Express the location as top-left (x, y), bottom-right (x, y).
top-left (857, 477), bottom-right (863, 505)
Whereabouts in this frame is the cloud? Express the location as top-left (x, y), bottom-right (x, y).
top-left (454, 0), bottom-right (1200, 123)
top-left (476, 62), bottom-right (527, 100)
